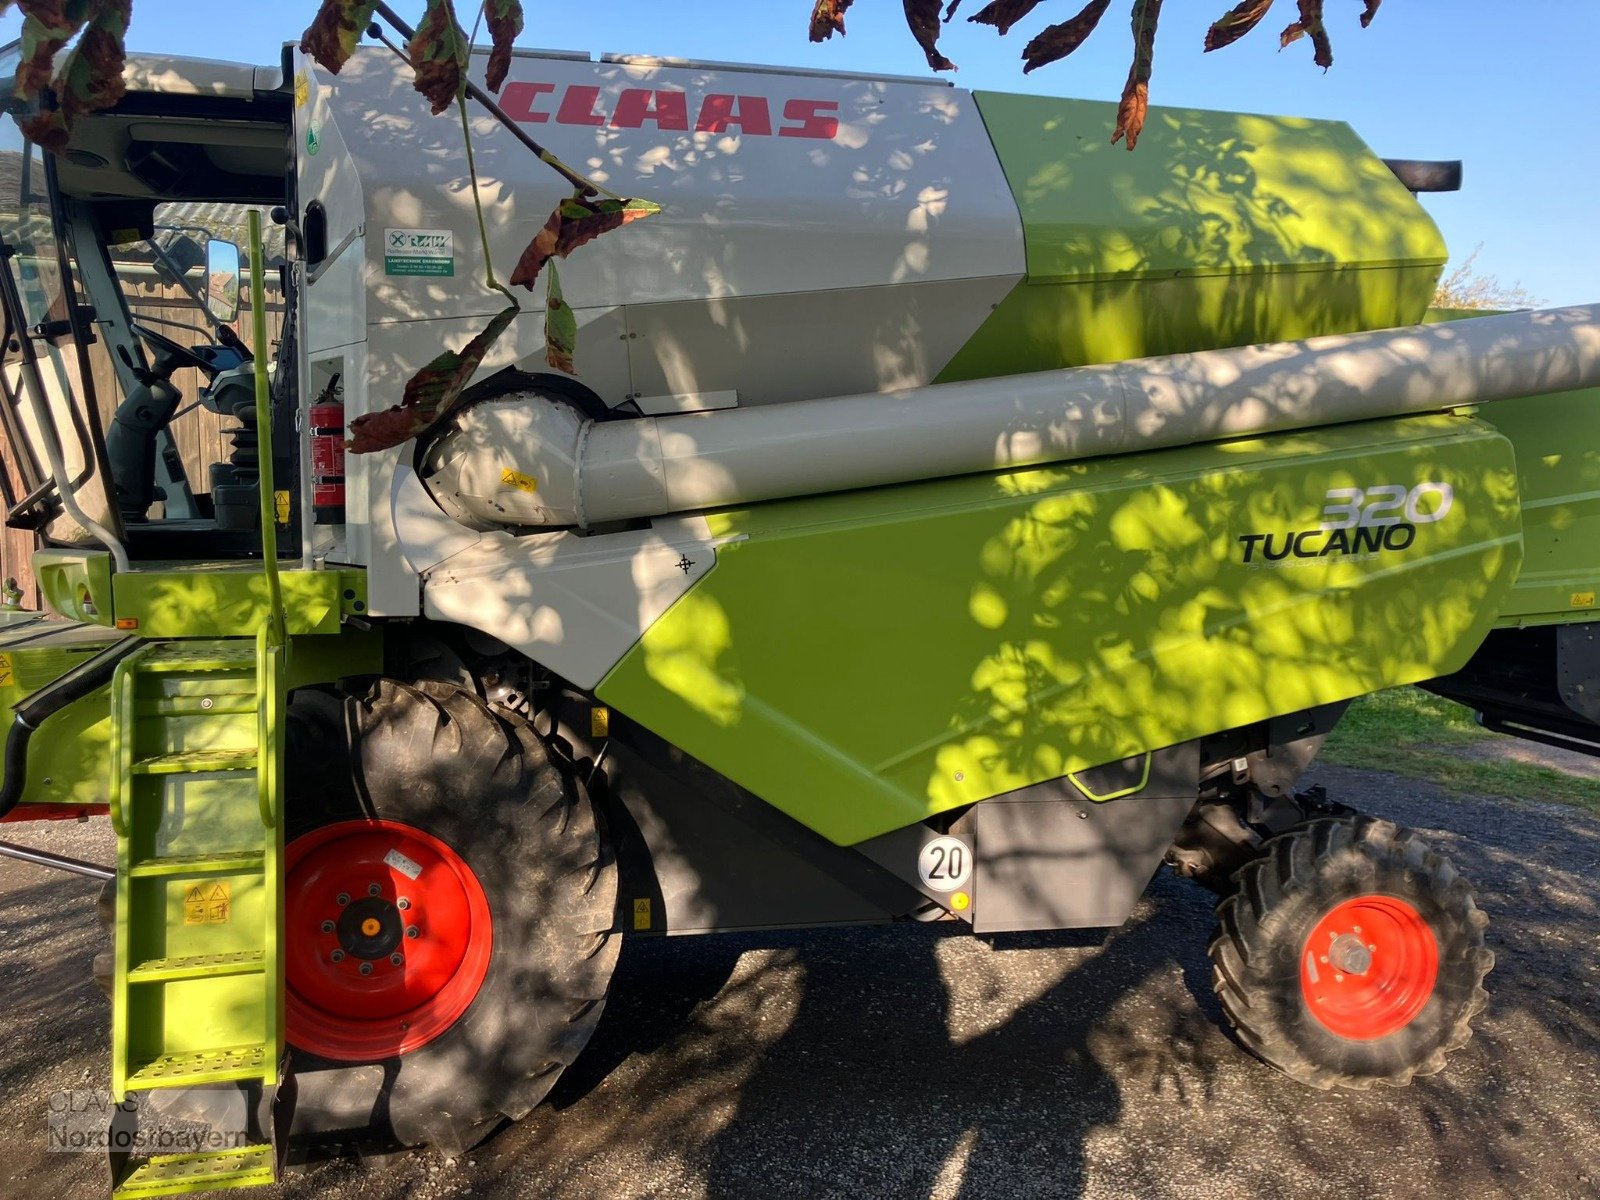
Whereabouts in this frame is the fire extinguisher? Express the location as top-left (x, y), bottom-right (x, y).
top-left (309, 374), bottom-right (345, 524)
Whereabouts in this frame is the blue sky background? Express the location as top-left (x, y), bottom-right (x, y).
top-left (4, 1), bottom-right (1595, 305)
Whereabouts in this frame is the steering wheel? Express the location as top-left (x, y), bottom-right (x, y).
top-left (130, 321), bottom-right (235, 381)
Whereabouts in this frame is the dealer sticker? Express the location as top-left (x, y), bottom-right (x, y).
top-left (383, 848), bottom-right (423, 881)
top-left (384, 228), bottom-right (454, 277)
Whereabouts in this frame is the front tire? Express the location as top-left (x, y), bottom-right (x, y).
top-left (1209, 815), bottom-right (1491, 1089)
top-left (283, 678), bottom-right (619, 1152)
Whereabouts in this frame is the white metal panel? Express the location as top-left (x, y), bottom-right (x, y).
top-left (418, 516), bottom-right (731, 688)
top-left (623, 275), bottom-right (1018, 406)
top-left (327, 48), bottom-right (1025, 322)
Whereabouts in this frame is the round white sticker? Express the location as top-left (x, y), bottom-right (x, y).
top-left (917, 836), bottom-right (972, 892)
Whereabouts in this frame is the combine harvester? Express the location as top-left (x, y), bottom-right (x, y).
top-left (1, 29), bottom-right (1597, 1196)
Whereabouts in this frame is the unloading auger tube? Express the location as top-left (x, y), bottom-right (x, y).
top-left (424, 303), bottom-right (1600, 529)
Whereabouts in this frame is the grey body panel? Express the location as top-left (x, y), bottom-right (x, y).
top-left (952, 744), bottom-right (1199, 935)
top-left (556, 701), bottom-right (928, 936)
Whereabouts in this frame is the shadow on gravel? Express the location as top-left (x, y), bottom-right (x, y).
top-left (489, 775), bottom-right (1600, 1199)
top-left (0, 872), bottom-right (107, 1095)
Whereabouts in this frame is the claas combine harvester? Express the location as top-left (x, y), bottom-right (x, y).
top-left (0, 26), bottom-right (1598, 1198)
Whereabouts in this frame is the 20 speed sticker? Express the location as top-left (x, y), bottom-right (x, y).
top-left (917, 836), bottom-right (972, 892)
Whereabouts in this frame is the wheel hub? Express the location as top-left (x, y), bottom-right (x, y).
top-left (336, 897), bottom-right (404, 960)
top-left (285, 819), bottom-right (493, 1062)
top-left (1301, 894), bottom-right (1439, 1041)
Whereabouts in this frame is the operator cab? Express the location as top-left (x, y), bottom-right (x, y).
top-left (0, 43), bottom-right (299, 561)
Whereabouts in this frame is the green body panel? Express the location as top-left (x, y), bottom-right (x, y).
top-left (32, 549), bottom-right (367, 638)
top-left (939, 93), bottom-right (1446, 382)
top-left (112, 565), bottom-right (365, 637)
top-left (36, 548), bottom-right (116, 628)
top-left (1420, 312), bottom-right (1600, 627)
top-left (1478, 388), bottom-right (1600, 624)
top-left (0, 619), bottom-right (123, 808)
top-left (599, 414), bottom-right (1522, 846)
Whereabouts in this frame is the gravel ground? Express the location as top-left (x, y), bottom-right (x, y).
top-left (2, 763), bottom-right (1598, 1200)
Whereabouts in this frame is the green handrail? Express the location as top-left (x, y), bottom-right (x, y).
top-left (247, 210), bottom-right (285, 648)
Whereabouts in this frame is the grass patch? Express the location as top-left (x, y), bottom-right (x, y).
top-left (1321, 688), bottom-right (1600, 815)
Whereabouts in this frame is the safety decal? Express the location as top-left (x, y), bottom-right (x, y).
top-left (500, 468), bottom-right (539, 495)
top-left (383, 848), bottom-right (423, 881)
top-left (633, 898), bottom-right (652, 931)
top-left (183, 882), bottom-right (231, 925)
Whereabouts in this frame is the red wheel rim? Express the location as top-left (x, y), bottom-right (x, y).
top-left (1300, 894), bottom-right (1439, 1040)
top-left (285, 819), bottom-right (492, 1061)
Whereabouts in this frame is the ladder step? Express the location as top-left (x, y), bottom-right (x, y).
top-left (113, 1144), bottom-right (276, 1197)
top-left (127, 951), bottom-right (266, 984)
top-left (134, 645), bottom-right (257, 674)
top-left (131, 748), bottom-right (259, 775)
top-left (129, 851), bottom-right (265, 878)
top-left (125, 1044), bottom-right (268, 1089)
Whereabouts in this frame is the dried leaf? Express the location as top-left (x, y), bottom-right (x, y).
top-left (1358, 0), bottom-right (1380, 27)
top-left (1280, 0), bottom-right (1331, 69)
top-left (19, 0), bottom-right (129, 151)
top-left (943, 0), bottom-right (962, 21)
top-left (544, 261), bottom-right (577, 375)
top-left (967, 0), bottom-right (1048, 37)
top-left (483, 0), bottom-right (523, 93)
top-left (1112, 0), bottom-right (1163, 150)
top-left (510, 193), bottom-right (663, 290)
top-left (299, 0), bottom-right (378, 75)
top-left (13, 0), bottom-right (91, 102)
top-left (349, 305), bottom-right (519, 453)
top-left (1021, 0), bottom-right (1112, 73)
top-left (809, 0), bottom-right (855, 41)
top-left (904, 0), bottom-right (957, 70)
top-left (408, 0), bottom-right (470, 115)
top-left (1204, 0), bottom-right (1274, 52)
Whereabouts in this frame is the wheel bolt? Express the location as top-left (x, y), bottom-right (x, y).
top-left (406, 925), bottom-right (420, 939)
top-left (336, 892), bottom-right (350, 907)
top-left (359, 962), bottom-right (373, 976)
top-left (368, 883), bottom-right (381, 897)
top-left (331, 949), bottom-right (345, 962)
top-left (397, 898), bottom-right (411, 911)
top-left (390, 953), bottom-right (404, 966)
top-left (1334, 973), bottom-right (1345, 983)
top-left (320, 920), bottom-right (334, 934)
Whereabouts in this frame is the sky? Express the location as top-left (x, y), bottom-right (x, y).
top-left (3, 1), bottom-right (1595, 306)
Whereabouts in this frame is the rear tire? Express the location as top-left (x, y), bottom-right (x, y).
top-left (282, 678), bottom-right (619, 1153)
top-left (1210, 815), bottom-right (1491, 1089)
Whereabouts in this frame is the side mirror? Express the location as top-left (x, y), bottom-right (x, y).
top-left (206, 240), bottom-right (241, 325)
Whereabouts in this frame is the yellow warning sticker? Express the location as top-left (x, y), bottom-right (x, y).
top-left (183, 882), bottom-right (231, 925)
top-left (294, 71), bottom-right (309, 109)
top-left (591, 706), bottom-right (611, 738)
top-left (500, 468), bottom-right (539, 495)
top-left (274, 490), bottom-right (292, 525)
top-left (632, 898), bottom-right (652, 931)
top-left (0, 654), bottom-right (13, 687)
top-left (1573, 591), bottom-right (1596, 609)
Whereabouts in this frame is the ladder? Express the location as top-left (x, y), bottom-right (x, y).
top-left (105, 627), bottom-right (287, 1196)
